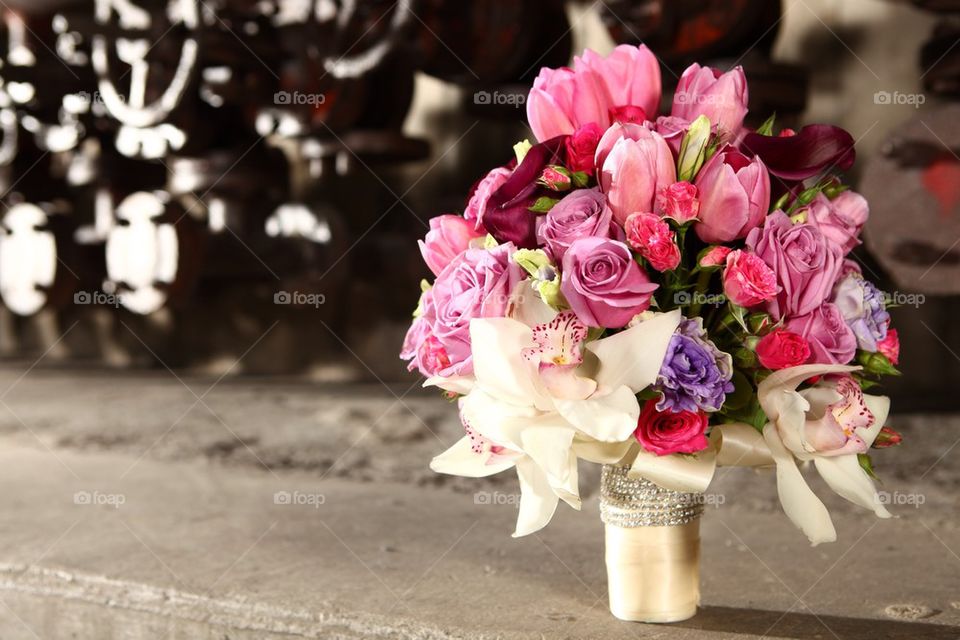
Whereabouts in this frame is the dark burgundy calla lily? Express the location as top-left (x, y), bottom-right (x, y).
top-left (483, 136), bottom-right (567, 248)
top-left (741, 124), bottom-right (856, 181)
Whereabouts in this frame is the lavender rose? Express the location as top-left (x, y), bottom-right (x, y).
top-left (560, 237), bottom-right (657, 328)
top-left (429, 243), bottom-right (523, 376)
top-left (832, 273), bottom-right (889, 352)
top-left (746, 211), bottom-right (843, 320)
top-left (784, 302), bottom-right (857, 365)
top-left (537, 188), bottom-right (616, 261)
top-left (655, 317), bottom-right (734, 413)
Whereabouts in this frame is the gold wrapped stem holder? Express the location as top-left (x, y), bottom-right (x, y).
top-left (600, 465), bottom-right (704, 623)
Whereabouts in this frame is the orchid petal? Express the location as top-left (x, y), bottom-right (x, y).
top-left (513, 457), bottom-right (560, 537)
top-left (469, 318), bottom-right (541, 406)
top-left (430, 436), bottom-right (516, 478)
top-left (460, 389), bottom-right (537, 450)
top-left (424, 375), bottom-right (475, 396)
top-left (859, 394), bottom-right (890, 447)
top-left (763, 423), bottom-right (837, 545)
top-left (814, 455), bottom-right (892, 519)
top-left (554, 385), bottom-right (640, 442)
top-left (587, 310), bottom-right (681, 393)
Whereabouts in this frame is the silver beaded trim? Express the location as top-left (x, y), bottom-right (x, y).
top-left (600, 465), bottom-right (705, 527)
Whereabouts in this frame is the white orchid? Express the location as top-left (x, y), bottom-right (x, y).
top-left (428, 288), bottom-right (679, 537)
top-left (758, 364), bottom-right (891, 545)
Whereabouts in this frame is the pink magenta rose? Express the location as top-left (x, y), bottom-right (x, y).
top-left (634, 398), bottom-right (709, 456)
top-left (596, 123), bottom-right (676, 226)
top-left (877, 327), bottom-right (900, 365)
top-left (624, 212), bottom-right (681, 272)
top-left (565, 123), bottom-right (603, 174)
top-left (721, 249), bottom-right (779, 307)
top-left (694, 146), bottom-right (770, 243)
top-left (418, 214), bottom-right (486, 277)
top-left (755, 329), bottom-right (811, 370)
top-left (526, 45), bottom-right (661, 141)
top-left (671, 64), bottom-right (748, 139)
top-left (699, 246), bottom-right (732, 267)
top-left (747, 211), bottom-right (843, 320)
top-left (804, 191), bottom-right (869, 254)
top-left (656, 181), bottom-right (700, 222)
top-left (784, 303), bottom-right (857, 365)
top-left (538, 188), bottom-right (616, 261)
top-left (560, 237), bottom-right (658, 328)
top-left (430, 243), bottom-right (523, 376)
top-left (401, 289), bottom-right (445, 377)
top-left (464, 167), bottom-right (511, 231)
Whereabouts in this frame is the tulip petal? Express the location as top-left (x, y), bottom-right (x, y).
top-left (430, 436), bottom-right (517, 478)
top-left (762, 423), bottom-right (837, 545)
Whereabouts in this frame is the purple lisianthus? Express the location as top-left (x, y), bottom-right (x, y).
top-left (832, 273), bottom-right (889, 352)
top-left (655, 318), bottom-right (734, 413)
top-left (537, 188), bottom-right (616, 262)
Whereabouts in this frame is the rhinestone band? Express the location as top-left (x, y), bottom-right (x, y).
top-left (599, 465), bottom-right (705, 528)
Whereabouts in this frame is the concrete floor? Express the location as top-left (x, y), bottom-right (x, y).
top-left (0, 368), bottom-right (957, 639)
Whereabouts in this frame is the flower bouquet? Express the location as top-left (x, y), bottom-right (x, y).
top-left (401, 45), bottom-right (903, 623)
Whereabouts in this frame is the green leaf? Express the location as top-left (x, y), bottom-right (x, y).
top-left (858, 453), bottom-right (879, 481)
top-left (772, 190), bottom-right (792, 213)
top-left (729, 303), bottom-right (749, 333)
top-left (571, 171), bottom-right (590, 188)
top-left (756, 113), bottom-right (777, 136)
top-left (724, 370), bottom-right (754, 411)
top-left (857, 351), bottom-right (901, 376)
top-left (528, 196), bottom-right (560, 213)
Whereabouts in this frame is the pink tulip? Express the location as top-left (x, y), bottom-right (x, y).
top-left (693, 147), bottom-right (770, 243)
top-left (418, 215), bottom-right (486, 277)
top-left (526, 45), bottom-right (661, 142)
top-left (671, 64), bottom-right (748, 138)
top-left (596, 123), bottom-right (676, 226)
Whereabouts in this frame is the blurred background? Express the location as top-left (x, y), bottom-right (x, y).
top-left (0, 0), bottom-right (956, 406)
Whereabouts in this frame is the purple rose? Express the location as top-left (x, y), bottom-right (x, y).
top-left (560, 237), bottom-right (657, 328)
top-left (804, 191), bottom-right (869, 254)
top-left (537, 188), bottom-right (616, 261)
top-left (655, 318), bottom-right (734, 413)
top-left (430, 243), bottom-right (522, 376)
top-left (746, 211), bottom-right (843, 320)
top-left (832, 273), bottom-right (889, 352)
top-left (464, 167), bottom-right (512, 230)
top-left (784, 302), bottom-right (857, 365)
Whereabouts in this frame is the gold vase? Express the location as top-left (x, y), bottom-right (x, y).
top-left (600, 464), bottom-right (704, 623)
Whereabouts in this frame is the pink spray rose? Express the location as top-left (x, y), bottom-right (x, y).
top-left (784, 303), bottom-right (857, 365)
top-left (418, 215), bottom-right (486, 277)
top-left (699, 246), bottom-right (732, 268)
top-left (464, 167), bottom-right (511, 231)
top-left (656, 181), bottom-right (700, 223)
top-left (624, 212), bottom-right (681, 272)
top-left (671, 64), bottom-right (749, 138)
top-left (755, 329), bottom-right (811, 370)
top-left (803, 375), bottom-right (873, 456)
top-left (526, 44), bottom-right (661, 142)
top-left (565, 123), bottom-right (603, 174)
top-left (746, 211), bottom-right (844, 320)
top-left (560, 237), bottom-right (658, 328)
top-left (538, 188), bottom-right (616, 261)
top-left (693, 146), bottom-right (770, 243)
top-left (596, 123), bottom-right (676, 226)
top-left (804, 191), bottom-right (869, 254)
top-left (877, 327), bottom-right (900, 365)
top-left (634, 399), bottom-right (709, 456)
top-left (721, 249), bottom-right (779, 307)
top-left (430, 243), bottom-right (523, 376)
